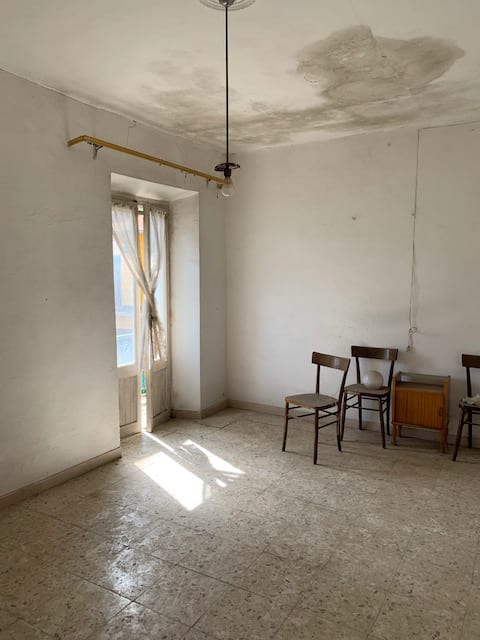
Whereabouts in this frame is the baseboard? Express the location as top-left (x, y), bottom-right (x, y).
top-left (150, 410), bottom-right (171, 431)
top-left (120, 422), bottom-right (141, 438)
top-left (172, 400), bottom-right (228, 421)
top-left (0, 446), bottom-right (122, 510)
top-left (200, 400), bottom-right (228, 418)
top-left (228, 399), bottom-right (284, 416)
top-left (172, 409), bottom-right (201, 419)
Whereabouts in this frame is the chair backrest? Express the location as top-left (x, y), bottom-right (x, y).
top-left (312, 352), bottom-right (350, 399)
top-left (351, 345), bottom-right (399, 388)
top-left (461, 354), bottom-right (480, 396)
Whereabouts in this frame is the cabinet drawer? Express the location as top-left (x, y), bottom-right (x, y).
top-left (394, 389), bottom-right (444, 429)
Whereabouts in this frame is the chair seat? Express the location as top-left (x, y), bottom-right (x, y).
top-left (344, 383), bottom-right (389, 397)
top-left (460, 397), bottom-right (480, 409)
top-left (285, 393), bottom-right (337, 409)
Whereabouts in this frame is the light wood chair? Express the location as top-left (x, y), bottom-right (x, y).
top-left (340, 346), bottom-right (398, 449)
top-left (452, 354), bottom-right (480, 461)
top-left (282, 352), bottom-right (350, 465)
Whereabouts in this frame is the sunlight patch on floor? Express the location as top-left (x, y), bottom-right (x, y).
top-left (185, 440), bottom-right (245, 476)
top-left (136, 434), bottom-right (245, 510)
top-left (139, 452), bottom-right (205, 510)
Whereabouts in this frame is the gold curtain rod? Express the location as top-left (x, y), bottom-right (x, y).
top-left (67, 135), bottom-right (226, 185)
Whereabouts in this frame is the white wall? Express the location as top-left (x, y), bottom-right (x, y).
top-left (226, 123), bottom-right (480, 417)
top-left (199, 188), bottom-right (228, 411)
top-left (170, 195), bottom-right (201, 412)
top-left (0, 69), bottom-right (226, 497)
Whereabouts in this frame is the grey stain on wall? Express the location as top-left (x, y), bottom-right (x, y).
top-left (141, 26), bottom-right (476, 146)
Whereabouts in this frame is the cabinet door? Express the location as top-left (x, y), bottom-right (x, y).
top-left (400, 390), bottom-right (444, 429)
top-left (414, 392), bottom-right (443, 428)
top-left (394, 388), bottom-right (409, 424)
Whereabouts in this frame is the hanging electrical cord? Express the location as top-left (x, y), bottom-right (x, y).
top-left (213, 0), bottom-right (241, 197)
top-left (407, 129), bottom-right (421, 351)
top-left (199, 0), bottom-right (257, 195)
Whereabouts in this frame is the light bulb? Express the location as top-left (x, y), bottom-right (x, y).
top-left (221, 177), bottom-right (235, 197)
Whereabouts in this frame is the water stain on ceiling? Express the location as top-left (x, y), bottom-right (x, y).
top-left (298, 25), bottom-right (463, 106)
top-left (142, 25), bottom-right (477, 147)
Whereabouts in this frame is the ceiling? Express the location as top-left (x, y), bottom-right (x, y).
top-left (2, 0), bottom-right (480, 150)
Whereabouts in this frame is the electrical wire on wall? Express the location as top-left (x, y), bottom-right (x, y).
top-left (407, 129), bottom-right (421, 351)
top-left (126, 120), bottom-right (137, 146)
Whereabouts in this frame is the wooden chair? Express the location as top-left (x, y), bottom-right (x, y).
top-left (340, 346), bottom-right (398, 449)
top-left (282, 352), bottom-right (350, 465)
top-left (452, 354), bottom-right (480, 461)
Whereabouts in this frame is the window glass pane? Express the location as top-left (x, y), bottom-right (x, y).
top-left (113, 238), bottom-right (136, 367)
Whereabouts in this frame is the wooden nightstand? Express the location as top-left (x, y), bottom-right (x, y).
top-left (391, 372), bottom-right (450, 453)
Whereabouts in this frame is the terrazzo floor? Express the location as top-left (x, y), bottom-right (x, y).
top-left (1, 408), bottom-right (480, 639)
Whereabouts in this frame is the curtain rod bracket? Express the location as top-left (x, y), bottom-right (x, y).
top-left (87, 141), bottom-right (104, 159)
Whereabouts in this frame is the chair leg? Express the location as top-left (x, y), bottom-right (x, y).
top-left (358, 397), bottom-right (363, 430)
top-left (313, 410), bottom-right (319, 465)
top-left (379, 398), bottom-right (386, 449)
top-left (282, 402), bottom-right (289, 452)
top-left (452, 408), bottom-right (466, 462)
top-left (386, 396), bottom-right (391, 436)
top-left (468, 408), bottom-right (473, 448)
top-left (336, 405), bottom-right (342, 453)
top-left (340, 394), bottom-right (347, 441)
top-left (392, 423), bottom-right (398, 445)
top-left (440, 426), bottom-right (447, 454)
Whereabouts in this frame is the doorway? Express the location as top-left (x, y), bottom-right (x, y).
top-left (112, 198), bottom-right (170, 436)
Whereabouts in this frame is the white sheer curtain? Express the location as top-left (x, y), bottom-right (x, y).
top-left (148, 205), bottom-right (168, 364)
top-left (112, 200), bottom-right (167, 370)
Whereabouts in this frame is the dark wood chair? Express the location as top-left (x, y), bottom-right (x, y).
top-left (340, 346), bottom-right (398, 449)
top-left (282, 352), bottom-right (350, 465)
top-left (452, 354), bottom-right (480, 461)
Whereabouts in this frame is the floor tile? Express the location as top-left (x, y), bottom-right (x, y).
top-left (0, 609), bottom-right (17, 632)
top-left (389, 554), bottom-right (472, 606)
top-left (301, 565), bottom-right (386, 633)
top-left (236, 551), bottom-right (321, 598)
top-left (0, 620), bottom-right (50, 639)
top-left (405, 529), bottom-right (474, 574)
top-left (137, 564), bottom-right (230, 626)
top-left (177, 529), bottom-right (265, 583)
top-left (460, 585), bottom-right (480, 640)
top-left (266, 521), bottom-right (334, 564)
top-left (23, 483), bottom-right (85, 517)
top-left (275, 603), bottom-right (367, 640)
top-left (25, 579), bottom-right (129, 640)
top-left (59, 539), bottom-right (172, 599)
top-left (241, 487), bottom-right (308, 521)
top-left (0, 554), bottom-right (80, 617)
top-left (135, 519), bottom-right (212, 564)
top-left (55, 499), bottom-right (161, 546)
top-left (198, 409), bottom-right (246, 428)
top-left (371, 593), bottom-right (465, 640)
top-left (88, 602), bottom-right (189, 640)
top-left (183, 629), bottom-right (216, 640)
top-left (462, 610), bottom-right (480, 640)
top-left (196, 586), bottom-right (294, 640)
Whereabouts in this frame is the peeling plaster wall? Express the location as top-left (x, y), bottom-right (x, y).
top-left (226, 123), bottom-right (480, 426)
top-left (0, 69), bottom-right (226, 497)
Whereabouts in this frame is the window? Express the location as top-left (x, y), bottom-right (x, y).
top-left (112, 236), bottom-right (136, 367)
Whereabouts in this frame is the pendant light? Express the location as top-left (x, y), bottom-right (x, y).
top-left (200, 0), bottom-right (256, 197)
